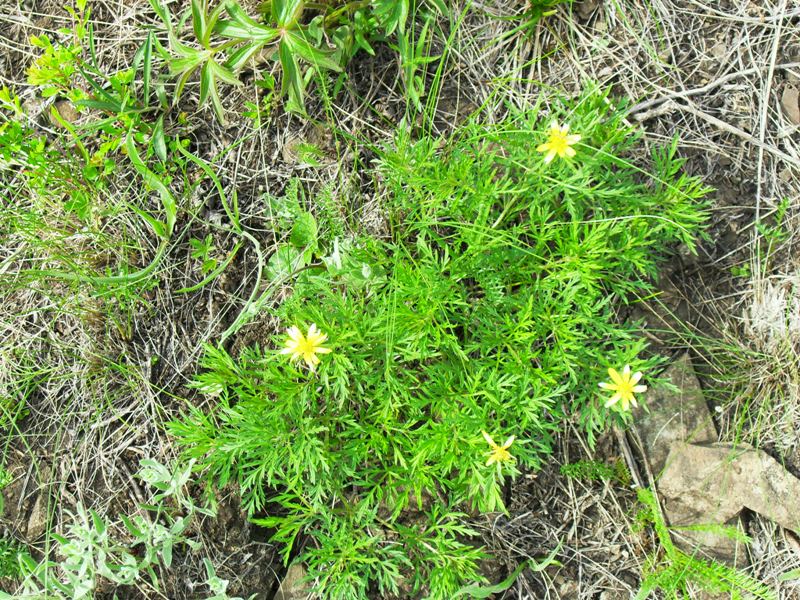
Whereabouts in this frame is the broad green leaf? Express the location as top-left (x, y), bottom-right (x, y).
top-left (197, 62), bottom-right (227, 123)
top-left (120, 514), bottom-right (144, 538)
top-left (226, 41), bottom-right (266, 72)
top-left (285, 30), bottom-right (342, 72)
top-left (272, 0), bottom-right (304, 27)
top-left (278, 39), bottom-right (305, 114)
top-left (125, 135), bottom-right (176, 235)
top-left (209, 59), bottom-right (241, 87)
top-left (289, 211), bottom-right (317, 249)
top-left (90, 510), bottom-right (107, 536)
top-left (191, 0), bottom-right (207, 43)
top-left (130, 204), bottom-right (167, 239)
top-left (374, 0), bottom-right (409, 35)
top-left (217, 3), bottom-right (278, 41)
top-left (353, 13), bottom-right (375, 56)
top-left (199, 61), bottom-right (213, 106)
top-left (148, 0), bottom-right (171, 28)
top-left (76, 98), bottom-right (121, 112)
top-left (162, 539), bottom-right (173, 567)
top-left (152, 114), bottom-right (167, 162)
top-left (207, 74), bottom-right (225, 123)
top-left (168, 29), bottom-right (201, 59)
top-left (170, 53), bottom-right (205, 76)
top-left (174, 66), bottom-right (195, 103)
top-left (206, 0), bottom-right (231, 43)
top-left (780, 569), bottom-right (800, 581)
top-left (266, 243), bottom-right (305, 281)
top-left (142, 31), bottom-right (153, 103)
top-left (65, 190), bottom-right (90, 221)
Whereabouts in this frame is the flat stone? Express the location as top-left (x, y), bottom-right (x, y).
top-left (274, 563), bottom-right (311, 600)
top-left (632, 354), bottom-right (740, 561)
top-left (660, 442), bottom-right (800, 548)
top-left (781, 86), bottom-right (800, 126)
top-left (26, 490), bottom-right (48, 540)
top-left (633, 353), bottom-right (717, 476)
top-left (632, 353), bottom-right (800, 564)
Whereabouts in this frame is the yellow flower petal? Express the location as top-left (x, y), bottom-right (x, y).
top-left (601, 364), bottom-right (646, 411)
top-left (280, 324), bottom-right (332, 370)
top-left (482, 430), bottom-right (496, 447)
top-left (538, 121), bottom-right (581, 163)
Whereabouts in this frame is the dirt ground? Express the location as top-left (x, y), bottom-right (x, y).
top-left (2, 0), bottom-right (800, 598)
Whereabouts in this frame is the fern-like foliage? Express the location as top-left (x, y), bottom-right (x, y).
top-left (635, 488), bottom-right (776, 600)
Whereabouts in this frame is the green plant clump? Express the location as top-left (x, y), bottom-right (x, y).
top-left (153, 0), bottom-right (573, 118)
top-left (0, 536), bottom-right (27, 580)
top-left (172, 90), bottom-right (710, 598)
top-left (6, 460), bottom-right (220, 600)
top-left (560, 459), bottom-right (630, 484)
top-left (635, 488), bottom-right (775, 599)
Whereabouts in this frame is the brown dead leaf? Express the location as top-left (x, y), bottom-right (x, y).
top-left (53, 99), bottom-right (79, 125)
top-left (575, 0), bottom-right (600, 20)
top-left (780, 86), bottom-right (800, 126)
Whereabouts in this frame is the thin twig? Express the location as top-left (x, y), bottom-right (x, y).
top-left (636, 99), bottom-right (800, 168)
top-left (629, 62), bottom-right (800, 116)
top-left (754, 0), bottom-right (787, 282)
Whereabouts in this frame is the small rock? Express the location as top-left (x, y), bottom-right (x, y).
top-left (575, 0), bottom-right (600, 20)
top-left (557, 580), bottom-right (579, 599)
top-left (599, 590), bottom-right (627, 600)
top-left (780, 86), bottom-right (800, 126)
top-left (274, 563), bottom-right (311, 600)
top-left (661, 442), bottom-right (800, 536)
top-left (53, 99), bottom-right (79, 125)
top-left (27, 492), bottom-right (48, 540)
top-left (633, 353), bottom-right (717, 476)
top-left (709, 42), bottom-right (727, 62)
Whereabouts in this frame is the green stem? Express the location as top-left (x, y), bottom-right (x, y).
top-left (323, 0), bottom-right (371, 26)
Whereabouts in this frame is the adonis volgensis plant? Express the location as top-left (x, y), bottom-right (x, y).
top-left (173, 88), bottom-right (709, 599)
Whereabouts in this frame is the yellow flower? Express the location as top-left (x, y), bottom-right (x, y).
top-left (280, 323), bottom-right (332, 370)
top-left (482, 431), bottom-right (515, 466)
top-left (536, 121), bottom-right (581, 163)
top-left (599, 365), bottom-right (647, 410)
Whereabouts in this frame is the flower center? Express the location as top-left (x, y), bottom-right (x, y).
top-left (297, 337), bottom-right (316, 353)
top-left (617, 379), bottom-right (635, 398)
top-left (549, 131), bottom-right (569, 153)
